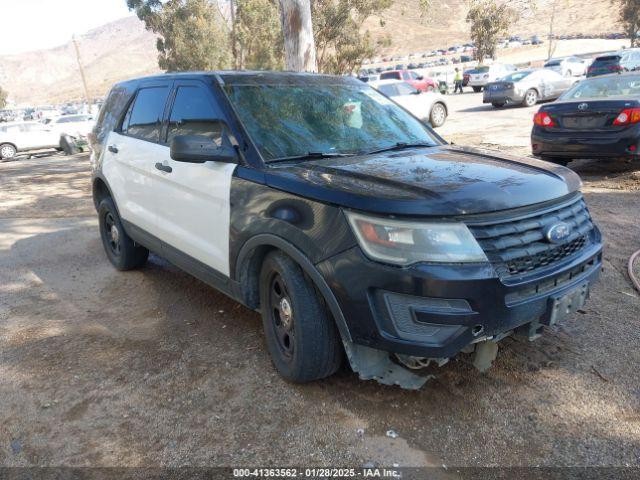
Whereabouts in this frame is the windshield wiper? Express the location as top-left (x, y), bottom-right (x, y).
top-left (361, 142), bottom-right (435, 156)
top-left (268, 151), bottom-right (356, 163)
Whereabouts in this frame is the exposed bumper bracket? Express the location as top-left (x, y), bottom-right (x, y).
top-left (343, 341), bottom-right (432, 390)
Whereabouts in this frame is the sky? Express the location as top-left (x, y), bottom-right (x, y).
top-left (0, 0), bottom-right (134, 55)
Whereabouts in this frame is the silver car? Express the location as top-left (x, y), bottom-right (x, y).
top-left (544, 56), bottom-right (588, 77)
top-left (482, 69), bottom-right (576, 108)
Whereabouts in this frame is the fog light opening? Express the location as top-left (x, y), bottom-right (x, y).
top-left (472, 325), bottom-right (484, 337)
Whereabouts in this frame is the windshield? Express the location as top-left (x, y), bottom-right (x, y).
top-left (501, 71), bottom-right (532, 82)
top-left (476, 66), bottom-right (490, 73)
top-left (225, 83), bottom-right (439, 161)
top-left (560, 74), bottom-right (640, 99)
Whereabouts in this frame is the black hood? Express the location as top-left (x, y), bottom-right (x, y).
top-left (262, 145), bottom-right (582, 216)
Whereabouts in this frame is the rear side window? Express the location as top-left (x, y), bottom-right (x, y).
top-left (122, 86), bottom-right (170, 143)
top-left (166, 86), bottom-right (226, 144)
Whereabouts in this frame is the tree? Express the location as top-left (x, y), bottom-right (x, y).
top-left (616, 0), bottom-right (640, 47)
top-left (236, 0), bottom-right (284, 69)
top-left (312, 0), bottom-right (393, 74)
top-left (0, 87), bottom-right (7, 109)
top-left (127, 0), bottom-right (232, 71)
top-left (466, 0), bottom-right (515, 62)
top-left (127, 0), bottom-right (396, 75)
top-left (279, 0), bottom-right (317, 71)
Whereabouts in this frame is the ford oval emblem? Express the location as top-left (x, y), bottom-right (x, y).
top-left (544, 222), bottom-right (572, 243)
top-left (578, 103), bottom-right (589, 111)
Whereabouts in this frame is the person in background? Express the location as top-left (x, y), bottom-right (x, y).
top-left (454, 67), bottom-right (464, 94)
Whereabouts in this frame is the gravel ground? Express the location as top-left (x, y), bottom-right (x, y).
top-left (1, 94), bottom-right (639, 470)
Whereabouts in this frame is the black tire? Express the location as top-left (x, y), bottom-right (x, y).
top-left (492, 102), bottom-right (506, 108)
top-left (540, 156), bottom-right (571, 166)
top-left (98, 198), bottom-right (148, 271)
top-left (472, 86), bottom-right (482, 93)
top-left (522, 89), bottom-right (538, 107)
top-left (0, 143), bottom-right (17, 159)
top-left (60, 135), bottom-right (80, 156)
top-left (259, 251), bottom-right (343, 383)
top-left (429, 102), bottom-right (447, 127)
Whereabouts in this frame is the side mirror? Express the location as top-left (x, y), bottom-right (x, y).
top-left (170, 135), bottom-right (237, 164)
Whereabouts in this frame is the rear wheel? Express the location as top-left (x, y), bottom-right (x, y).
top-left (429, 102), bottom-right (447, 127)
top-left (259, 251), bottom-right (343, 383)
top-left (472, 86), bottom-right (482, 93)
top-left (0, 143), bottom-right (17, 159)
top-left (98, 197), bottom-right (148, 270)
top-left (522, 89), bottom-right (538, 107)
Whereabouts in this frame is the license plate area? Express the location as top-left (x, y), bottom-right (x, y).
top-left (545, 282), bottom-right (589, 326)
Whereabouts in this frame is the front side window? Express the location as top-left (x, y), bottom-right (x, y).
top-left (225, 82), bottom-right (439, 161)
top-left (166, 86), bottom-right (226, 144)
top-left (122, 86), bottom-right (170, 143)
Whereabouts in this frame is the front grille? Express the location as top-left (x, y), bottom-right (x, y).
top-left (467, 195), bottom-right (594, 276)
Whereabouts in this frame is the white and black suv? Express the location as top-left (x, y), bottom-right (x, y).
top-left (91, 72), bottom-right (602, 389)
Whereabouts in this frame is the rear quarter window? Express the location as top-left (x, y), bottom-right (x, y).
top-left (94, 85), bottom-right (135, 146)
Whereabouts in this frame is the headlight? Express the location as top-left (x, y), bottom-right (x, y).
top-left (345, 211), bottom-right (488, 266)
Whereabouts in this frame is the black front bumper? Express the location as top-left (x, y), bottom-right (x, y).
top-left (532, 125), bottom-right (640, 159)
top-left (316, 229), bottom-right (602, 359)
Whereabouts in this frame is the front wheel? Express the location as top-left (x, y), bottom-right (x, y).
top-left (0, 143), bottom-right (17, 159)
top-left (522, 89), bottom-right (538, 107)
top-left (259, 251), bottom-right (343, 383)
top-left (429, 102), bottom-right (447, 127)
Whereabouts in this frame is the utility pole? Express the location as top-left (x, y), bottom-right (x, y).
top-left (72, 35), bottom-right (91, 105)
top-left (278, 0), bottom-right (317, 72)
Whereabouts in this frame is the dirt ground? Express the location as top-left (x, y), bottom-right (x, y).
top-left (1, 93), bottom-right (639, 470)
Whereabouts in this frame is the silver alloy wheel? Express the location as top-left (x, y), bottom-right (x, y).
top-left (0, 144), bottom-right (16, 159)
top-left (524, 90), bottom-right (537, 107)
top-left (430, 103), bottom-right (447, 127)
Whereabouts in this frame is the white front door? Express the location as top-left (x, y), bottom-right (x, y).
top-left (151, 81), bottom-right (236, 276)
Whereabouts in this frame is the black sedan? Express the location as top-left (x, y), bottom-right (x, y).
top-left (532, 72), bottom-right (640, 165)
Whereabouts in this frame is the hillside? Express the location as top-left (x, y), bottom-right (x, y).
top-left (0, 0), bottom-right (620, 105)
top-left (0, 16), bottom-right (160, 105)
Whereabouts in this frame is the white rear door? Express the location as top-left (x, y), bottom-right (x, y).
top-left (151, 80), bottom-right (236, 276)
top-left (101, 82), bottom-right (172, 237)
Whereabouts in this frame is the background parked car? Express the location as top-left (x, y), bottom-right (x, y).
top-left (532, 71), bottom-right (640, 165)
top-left (371, 79), bottom-right (448, 127)
top-left (468, 64), bottom-right (517, 92)
top-left (0, 121), bottom-right (62, 159)
top-left (587, 50), bottom-right (640, 77)
top-left (484, 69), bottom-right (577, 107)
top-left (544, 56), bottom-right (588, 77)
top-left (45, 114), bottom-right (96, 138)
top-left (379, 69), bottom-right (438, 92)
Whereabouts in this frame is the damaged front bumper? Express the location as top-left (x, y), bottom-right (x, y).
top-left (317, 238), bottom-right (602, 389)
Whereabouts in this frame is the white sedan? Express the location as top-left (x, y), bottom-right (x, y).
top-left (45, 114), bottom-right (96, 137)
top-left (370, 79), bottom-right (449, 127)
top-left (0, 121), bottom-right (62, 159)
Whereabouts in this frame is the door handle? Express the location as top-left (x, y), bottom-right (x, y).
top-left (155, 162), bottom-right (172, 173)
top-left (108, 145), bottom-right (118, 154)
